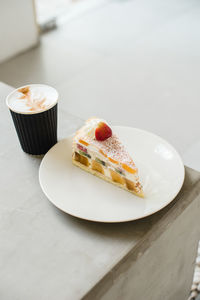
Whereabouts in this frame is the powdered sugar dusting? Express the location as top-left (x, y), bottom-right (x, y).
top-left (74, 119), bottom-right (137, 170)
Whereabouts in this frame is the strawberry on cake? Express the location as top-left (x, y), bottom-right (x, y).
top-left (72, 118), bottom-right (144, 197)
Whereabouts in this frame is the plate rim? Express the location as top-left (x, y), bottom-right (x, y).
top-left (39, 126), bottom-right (185, 223)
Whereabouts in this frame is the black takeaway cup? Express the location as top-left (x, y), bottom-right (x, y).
top-left (6, 84), bottom-right (58, 155)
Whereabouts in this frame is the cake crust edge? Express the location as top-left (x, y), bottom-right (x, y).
top-left (72, 158), bottom-right (144, 198)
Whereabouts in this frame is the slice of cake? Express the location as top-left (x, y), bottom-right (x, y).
top-left (72, 118), bottom-right (144, 197)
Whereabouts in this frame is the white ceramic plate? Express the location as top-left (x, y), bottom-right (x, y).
top-left (39, 126), bottom-right (185, 223)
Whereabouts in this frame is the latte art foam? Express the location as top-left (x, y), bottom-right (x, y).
top-left (6, 84), bottom-right (58, 114)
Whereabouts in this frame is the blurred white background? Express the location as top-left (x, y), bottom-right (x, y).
top-left (0, 0), bottom-right (38, 63)
top-left (0, 0), bottom-right (200, 172)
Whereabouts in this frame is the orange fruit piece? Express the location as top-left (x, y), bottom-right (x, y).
top-left (99, 149), bottom-right (107, 157)
top-left (108, 157), bottom-right (118, 164)
top-left (79, 139), bottom-right (89, 146)
top-left (122, 163), bottom-right (137, 174)
top-left (110, 169), bottom-right (124, 185)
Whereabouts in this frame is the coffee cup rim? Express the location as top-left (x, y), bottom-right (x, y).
top-left (6, 83), bottom-right (59, 115)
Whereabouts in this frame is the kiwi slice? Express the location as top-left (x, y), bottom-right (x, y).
top-left (79, 150), bottom-right (91, 159)
top-left (115, 168), bottom-right (124, 175)
top-left (95, 157), bottom-right (106, 166)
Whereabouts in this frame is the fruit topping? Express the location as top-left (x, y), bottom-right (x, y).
top-left (74, 152), bottom-right (89, 166)
top-left (95, 122), bottom-right (112, 141)
top-left (77, 144), bottom-right (87, 153)
top-left (92, 160), bottom-right (104, 174)
top-left (108, 157), bottom-right (118, 164)
top-left (79, 139), bottom-right (89, 146)
top-left (79, 150), bottom-right (91, 159)
top-left (125, 178), bottom-right (135, 191)
top-left (122, 163), bottom-right (137, 174)
top-left (99, 149), bottom-right (107, 157)
top-left (115, 168), bottom-right (124, 175)
top-left (95, 157), bottom-right (106, 166)
top-left (110, 169), bottom-right (125, 185)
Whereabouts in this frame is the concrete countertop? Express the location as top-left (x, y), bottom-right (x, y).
top-left (1, 82), bottom-right (200, 300)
